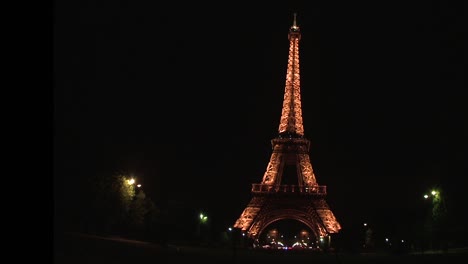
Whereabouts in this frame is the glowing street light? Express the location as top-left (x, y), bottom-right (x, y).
top-left (137, 184), bottom-right (141, 188)
top-left (424, 190), bottom-right (439, 199)
top-left (197, 212), bottom-right (209, 239)
top-left (199, 213), bottom-right (208, 223)
top-left (127, 178), bottom-right (135, 185)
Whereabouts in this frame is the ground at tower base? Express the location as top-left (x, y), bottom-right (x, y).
top-left (55, 232), bottom-right (468, 264)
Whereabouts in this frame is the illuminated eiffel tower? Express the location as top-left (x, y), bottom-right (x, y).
top-left (234, 14), bottom-right (341, 246)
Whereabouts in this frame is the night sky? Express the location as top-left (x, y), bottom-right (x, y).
top-left (55, 2), bottom-right (466, 235)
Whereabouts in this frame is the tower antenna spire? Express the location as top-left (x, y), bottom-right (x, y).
top-left (293, 13), bottom-right (297, 28)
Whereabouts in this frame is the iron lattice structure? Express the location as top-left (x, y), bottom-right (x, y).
top-left (234, 14), bottom-right (341, 241)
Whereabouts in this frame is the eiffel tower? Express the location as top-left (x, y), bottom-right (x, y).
top-left (234, 14), bottom-right (341, 246)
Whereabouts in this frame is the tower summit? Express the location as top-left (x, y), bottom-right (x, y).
top-left (234, 14), bottom-right (341, 247)
top-left (279, 12), bottom-right (304, 138)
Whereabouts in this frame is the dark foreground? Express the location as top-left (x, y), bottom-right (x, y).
top-left (54, 232), bottom-right (468, 264)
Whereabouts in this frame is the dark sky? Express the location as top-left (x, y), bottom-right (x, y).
top-left (54, 1), bottom-right (466, 233)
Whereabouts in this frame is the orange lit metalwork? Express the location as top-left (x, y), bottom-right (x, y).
top-left (234, 14), bottom-right (341, 241)
top-left (278, 31), bottom-right (304, 136)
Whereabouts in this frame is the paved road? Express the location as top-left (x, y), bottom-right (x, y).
top-left (54, 232), bottom-right (468, 264)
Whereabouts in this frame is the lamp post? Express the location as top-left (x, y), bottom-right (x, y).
top-left (423, 188), bottom-right (447, 250)
top-left (362, 222), bottom-right (373, 251)
top-left (197, 212), bottom-right (208, 242)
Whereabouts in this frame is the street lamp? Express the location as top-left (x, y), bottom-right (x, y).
top-left (197, 212), bottom-right (209, 241)
top-left (423, 190), bottom-right (439, 201)
top-left (200, 213), bottom-right (208, 223)
top-left (423, 187), bottom-right (448, 250)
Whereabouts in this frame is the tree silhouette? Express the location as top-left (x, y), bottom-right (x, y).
top-left (87, 173), bottom-right (135, 234)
